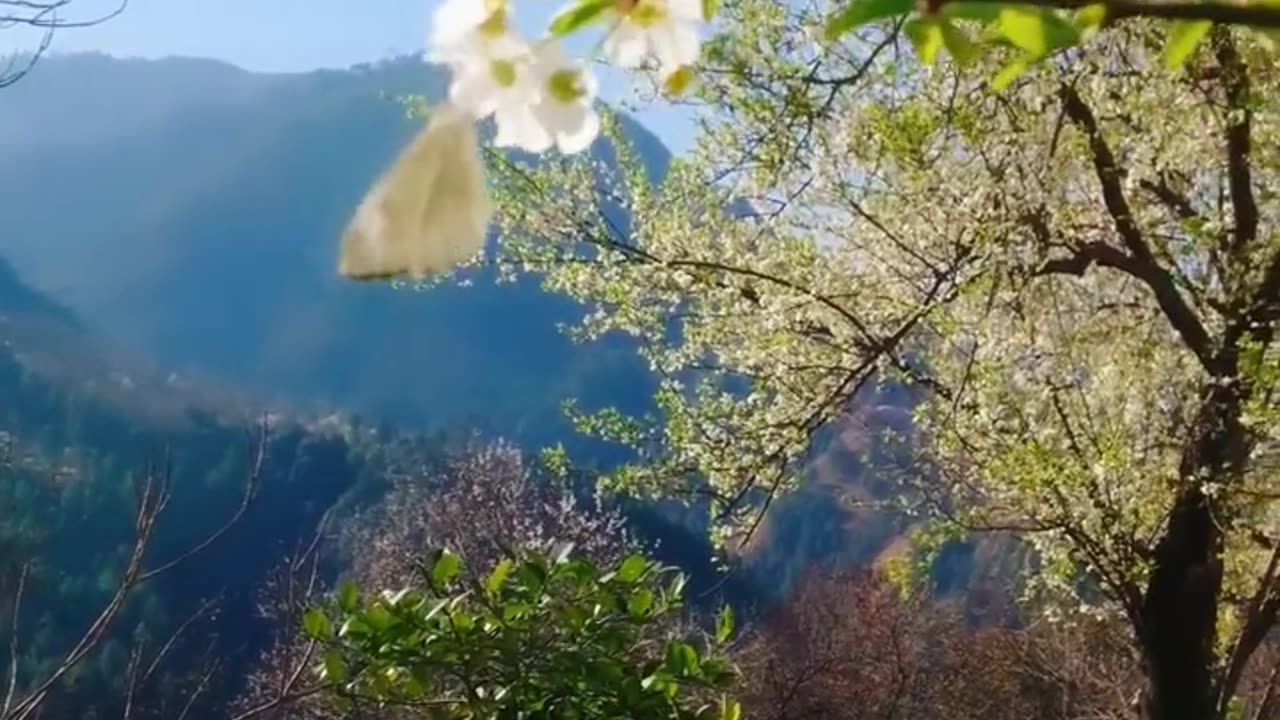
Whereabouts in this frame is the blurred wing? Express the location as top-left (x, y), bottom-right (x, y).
top-left (405, 105), bottom-right (491, 279)
top-left (338, 103), bottom-right (490, 281)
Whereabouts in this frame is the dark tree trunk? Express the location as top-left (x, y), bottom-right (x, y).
top-left (1137, 381), bottom-right (1245, 720)
top-left (1138, 487), bottom-right (1222, 720)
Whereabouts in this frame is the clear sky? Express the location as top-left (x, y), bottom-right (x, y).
top-left (23, 0), bottom-right (699, 153)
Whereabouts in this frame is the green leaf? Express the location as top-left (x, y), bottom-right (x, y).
top-left (990, 56), bottom-right (1031, 90)
top-left (665, 642), bottom-right (700, 677)
top-left (548, 0), bottom-right (614, 35)
top-left (997, 6), bottom-right (1077, 57)
top-left (905, 17), bottom-right (945, 64)
top-left (302, 608), bottom-right (333, 640)
top-left (824, 0), bottom-right (913, 41)
top-left (1073, 3), bottom-right (1108, 36)
top-left (701, 0), bottom-right (719, 21)
top-left (487, 558), bottom-right (514, 595)
top-left (337, 616), bottom-right (369, 638)
top-left (1163, 20), bottom-right (1212, 70)
top-left (616, 554), bottom-right (648, 584)
top-left (700, 657), bottom-right (737, 686)
top-left (715, 605), bottom-right (735, 643)
top-left (432, 549), bottom-right (462, 588)
top-left (502, 601), bottom-right (532, 622)
top-left (940, 19), bottom-right (979, 65)
top-left (450, 609), bottom-right (476, 633)
top-left (938, 1), bottom-right (1003, 21)
top-left (337, 580), bottom-right (360, 613)
top-left (517, 559), bottom-right (548, 594)
top-left (721, 697), bottom-right (742, 720)
top-left (322, 649), bottom-right (348, 684)
top-left (365, 604), bottom-right (395, 632)
top-left (628, 588), bottom-right (655, 617)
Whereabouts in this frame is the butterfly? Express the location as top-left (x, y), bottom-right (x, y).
top-left (338, 103), bottom-right (491, 281)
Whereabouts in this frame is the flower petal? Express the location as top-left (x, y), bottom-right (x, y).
top-left (482, 31), bottom-right (532, 59)
top-left (449, 66), bottom-right (502, 118)
top-left (532, 99), bottom-right (599, 154)
top-left (666, 0), bottom-right (704, 21)
top-left (602, 20), bottom-right (650, 68)
top-left (578, 64), bottom-right (600, 99)
top-left (431, 0), bottom-right (491, 48)
top-left (494, 103), bottom-right (553, 152)
top-left (555, 107), bottom-right (600, 154)
top-left (650, 20), bottom-right (701, 71)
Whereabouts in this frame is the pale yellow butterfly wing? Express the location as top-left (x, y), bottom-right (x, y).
top-left (338, 103), bottom-right (491, 281)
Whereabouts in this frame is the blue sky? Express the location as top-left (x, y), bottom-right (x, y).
top-left (28, 0), bottom-right (699, 152)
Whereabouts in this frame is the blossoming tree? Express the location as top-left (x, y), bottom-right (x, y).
top-left (329, 1), bottom-right (1280, 720)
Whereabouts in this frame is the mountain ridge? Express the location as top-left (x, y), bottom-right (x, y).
top-left (0, 52), bottom-right (661, 443)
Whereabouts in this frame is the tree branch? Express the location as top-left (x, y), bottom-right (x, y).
top-left (1212, 29), bottom-right (1258, 263)
top-left (1057, 83), bottom-right (1216, 370)
top-left (1219, 545), bottom-right (1280, 718)
top-left (0, 565), bottom-right (26, 720)
top-left (0, 0), bottom-right (128, 89)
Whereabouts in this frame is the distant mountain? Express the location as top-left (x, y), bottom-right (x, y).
top-left (0, 53), bottom-right (661, 446)
top-left (0, 254), bottom-right (264, 431)
top-left (0, 53), bottom-right (287, 150)
top-left (0, 254), bottom-right (80, 328)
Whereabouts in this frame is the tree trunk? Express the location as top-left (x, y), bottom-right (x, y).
top-left (1138, 487), bottom-right (1222, 720)
top-left (1138, 381), bottom-right (1243, 720)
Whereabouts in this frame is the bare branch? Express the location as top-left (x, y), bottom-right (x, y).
top-left (0, 565), bottom-right (27, 720)
top-left (0, 0), bottom-right (127, 88)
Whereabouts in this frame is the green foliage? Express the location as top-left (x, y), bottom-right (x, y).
top-left (1162, 19), bottom-right (1213, 67)
top-left (905, 17), bottom-right (947, 64)
top-left (714, 606), bottom-right (734, 643)
top-left (825, 0), bottom-right (914, 41)
top-left (549, 0), bottom-right (615, 35)
top-left (816, 0), bottom-right (1277, 82)
top-left (305, 550), bottom-right (739, 719)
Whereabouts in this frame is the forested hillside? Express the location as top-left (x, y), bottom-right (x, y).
top-left (0, 252), bottom-right (761, 716)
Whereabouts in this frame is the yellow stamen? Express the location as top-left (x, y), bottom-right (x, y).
top-left (548, 69), bottom-right (586, 102)
top-left (478, 0), bottom-right (507, 36)
top-left (490, 59), bottom-right (517, 87)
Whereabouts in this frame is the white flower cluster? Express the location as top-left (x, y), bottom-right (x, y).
top-left (428, 0), bottom-right (705, 154)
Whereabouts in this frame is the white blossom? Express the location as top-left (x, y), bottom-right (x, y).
top-left (529, 43), bottom-right (601, 154)
top-left (428, 0), bottom-right (550, 148)
top-left (602, 0), bottom-right (702, 73)
top-left (429, 0), bottom-right (528, 66)
top-left (449, 53), bottom-right (552, 151)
